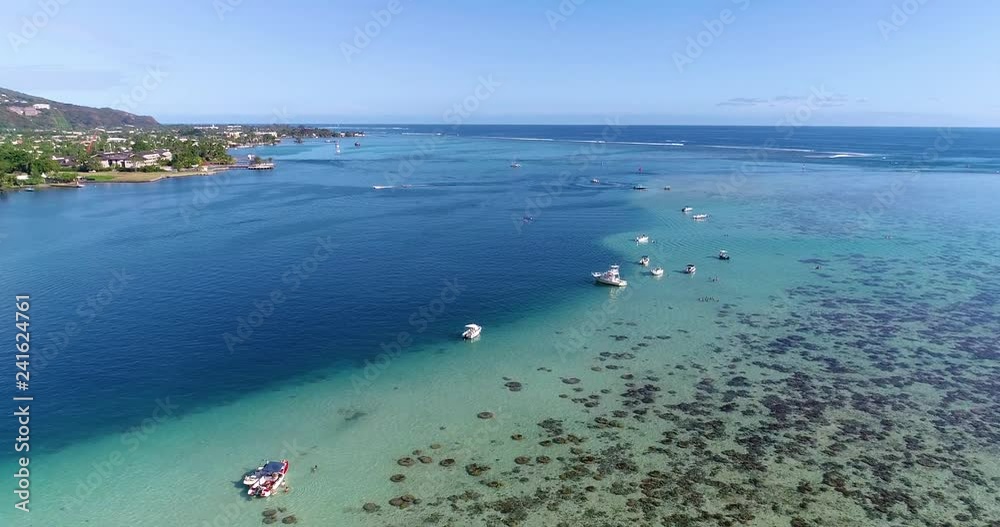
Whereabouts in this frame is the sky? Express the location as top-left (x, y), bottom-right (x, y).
top-left (2, 0), bottom-right (999, 126)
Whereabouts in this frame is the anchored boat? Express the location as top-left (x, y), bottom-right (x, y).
top-left (245, 460), bottom-right (289, 498)
top-left (592, 265), bottom-right (628, 287)
top-left (462, 324), bottom-right (482, 339)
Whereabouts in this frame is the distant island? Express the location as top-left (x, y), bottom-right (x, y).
top-left (0, 88), bottom-right (365, 190)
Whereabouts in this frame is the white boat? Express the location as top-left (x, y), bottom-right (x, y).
top-left (591, 178), bottom-right (600, 184)
top-left (372, 185), bottom-right (394, 190)
top-left (634, 234), bottom-right (650, 244)
top-left (692, 214), bottom-right (708, 220)
top-left (246, 459), bottom-right (289, 498)
top-left (592, 265), bottom-right (628, 287)
top-left (244, 460), bottom-right (287, 486)
top-left (651, 267), bottom-right (664, 277)
top-left (638, 256), bottom-right (650, 267)
top-left (633, 185), bottom-right (647, 191)
top-left (718, 250), bottom-right (730, 260)
top-left (24, 187), bottom-right (35, 192)
top-left (462, 324), bottom-right (482, 340)
top-left (510, 160), bottom-right (521, 168)
top-left (684, 264), bottom-right (697, 274)
top-left (681, 206), bottom-right (693, 213)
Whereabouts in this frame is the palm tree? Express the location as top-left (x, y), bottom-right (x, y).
top-left (129, 153), bottom-right (144, 171)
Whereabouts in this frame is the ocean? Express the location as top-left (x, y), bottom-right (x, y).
top-left (1, 125), bottom-right (998, 526)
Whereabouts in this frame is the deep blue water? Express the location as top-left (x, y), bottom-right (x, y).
top-left (1, 125), bottom-right (998, 454)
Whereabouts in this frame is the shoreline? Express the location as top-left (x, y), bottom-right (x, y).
top-left (1, 166), bottom-right (241, 192)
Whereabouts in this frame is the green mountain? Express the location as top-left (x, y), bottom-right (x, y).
top-left (0, 87), bottom-right (160, 130)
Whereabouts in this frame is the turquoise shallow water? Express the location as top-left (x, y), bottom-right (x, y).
top-left (2, 128), bottom-right (999, 526)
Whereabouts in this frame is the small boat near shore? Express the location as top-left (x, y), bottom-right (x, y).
top-left (684, 264), bottom-right (697, 274)
top-left (633, 185), bottom-right (648, 191)
top-left (718, 250), bottom-right (730, 260)
top-left (692, 213), bottom-right (708, 220)
top-left (639, 256), bottom-right (650, 267)
top-left (651, 267), bottom-right (664, 277)
top-left (592, 265), bottom-right (628, 287)
top-left (591, 178), bottom-right (600, 184)
top-left (462, 324), bottom-right (482, 340)
top-left (634, 234), bottom-right (649, 244)
top-left (681, 206), bottom-right (693, 213)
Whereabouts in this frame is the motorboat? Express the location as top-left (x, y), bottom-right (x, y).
top-left (372, 185), bottom-right (394, 190)
top-left (681, 206), bottom-right (693, 213)
top-left (244, 460), bottom-right (288, 487)
top-left (354, 142), bottom-right (361, 147)
top-left (692, 214), bottom-right (708, 220)
top-left (638, 256), bottom-right (650, 267)
top-left (634, 234), bottom-right (650, 244)
top-left (632, 185), bottom-right (648, 191)
top-left (684, 264), bottom-right (697, 274)
top-left (510, 160), bottom-right (521, 168)
top-left (718, 250), bottom-right (730, 260)
top-left (462, 324), bottom-right (482, 340)
top-left (246, 459), bottom-right (289, 498)
top-left (24, 187), bottom-right (35, 192)
top-left (592, 265), bottom-right (628, 287)
top-left (664, 186), bottom-right (671, 191)
top-left (651, 267), bottom-right (664, 277)
top-left (591, 178), bottom-right (600, 184)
